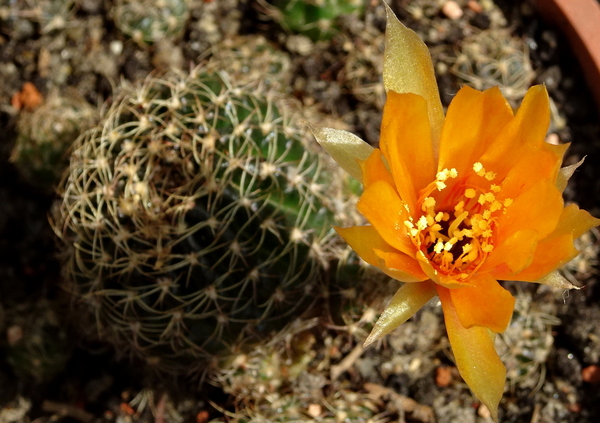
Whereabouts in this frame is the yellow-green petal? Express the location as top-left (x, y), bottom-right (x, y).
top-left (364, 280), bottom-right (436, 347)
top-left (382, 2), bottom-right (444, 157)
top-left (556, 157), bottom-right (584, 193)
top-left (438, 287), bottom-right (505, 422)
top-left (535, 270), bottom-right (580, 290)
top-left (310, 126), bottom-right (374, 181)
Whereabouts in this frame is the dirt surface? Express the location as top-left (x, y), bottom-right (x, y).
top-left (1, 0), bottom-right (600, 422)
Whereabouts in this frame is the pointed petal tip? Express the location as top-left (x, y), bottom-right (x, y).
top-left (310, 126), bottom-right (373, 181)
top-left (381, 0), bottom-right (444, 154)
top-left (363, 328), bottom-right (381, 349)
top-left (536, 270), bottom-right (582, 290)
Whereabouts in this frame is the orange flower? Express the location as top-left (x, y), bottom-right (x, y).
top-left (313, 4), bottom-right (600, 421)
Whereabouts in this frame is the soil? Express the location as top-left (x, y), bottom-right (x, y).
top-left (1, 0), bottom-right (599, 422)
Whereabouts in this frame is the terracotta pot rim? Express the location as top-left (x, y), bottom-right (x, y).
top-left (534, 0), bottom-right (600, 110)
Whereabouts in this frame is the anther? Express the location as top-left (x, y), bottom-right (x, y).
top-left (484, 171), bottom-right (496, 181)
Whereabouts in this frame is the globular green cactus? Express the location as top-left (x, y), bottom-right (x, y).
top-left (53, 67), bottom-right (352, 372)
top-left (268, 0), bottom-right (365, 41)
top-left (112, 0), bottom-right (189, 45)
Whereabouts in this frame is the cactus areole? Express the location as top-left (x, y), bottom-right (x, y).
top-left (54, 69), bottom-right (342, 372)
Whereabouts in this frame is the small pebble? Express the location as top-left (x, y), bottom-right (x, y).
top-left (442, 1), bottom-right (464, 20)
top-left (286, 35), bottom-right (313, 56)
top-left (478, 404), bottom-right (491, 419)
top-left (582, 365), bottom-right (600, 383)
top-left (307, 404), bottom-right (321, 418)
top-left (110, 40), bottom-right (123, 56)
top-left (435, 366), bottom-right (452, 387)
top-left (467, 0), bottom-right (483, 13)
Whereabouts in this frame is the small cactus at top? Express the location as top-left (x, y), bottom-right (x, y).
top-left (53, 67), bottom-right (351, 372)
top-left (450, 28), bottom-right (535, 103)
top-left (112, 0), bottom-right (189, 45)
top-left (268, 0), bottom-right (365, 41)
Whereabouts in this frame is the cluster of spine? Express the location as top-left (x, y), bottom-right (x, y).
top-left (53, 68), bottom-right (349, 372)
top-left (211, 319), bottom-right (389, 423)
top-left (450, 28), bottom-right (535, 102)
top-left (111, 0), bottom-right (189, 45)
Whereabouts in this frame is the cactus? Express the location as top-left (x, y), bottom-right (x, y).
top-left (10, 89), bottom-right (96, 190)
top-left (0, 0), bottom-right (77, 33)
top-left (449, 28), bottom-right (535, 103)
top-left (53, 67), bottom-right (353, 372)
top-left (2, 299), bottom-right (72, 383)
top-left (267, 0), bottom-right (365, 41)
top-left (111, 0), bottom-right (189, 45)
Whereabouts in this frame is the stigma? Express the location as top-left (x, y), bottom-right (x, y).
top-left (404, 163), bottom-right (512, 281)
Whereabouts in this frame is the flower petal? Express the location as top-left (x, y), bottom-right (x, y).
top-left (512, 234), bottom-right (577, 282)
top-left (552, 203), bottom-right (600, 239)
top-left (556, 157), bottom-right (584, 193)
top-left (335, 225), bottom-right (390, 268)
top-left (382, 3), bottom-right (444, 154)
top-left (480, 85), bottom-right (550, 177)
top-left (438, 86), bottom-right (513, 176)
top-left (415, 251), bottom-right (472, 288)
top-left (364, 280), bottom-right (437, 347)
top-left (448, 273), bottom-right (515, 333)
top-left (357, 180), bottom-right (414, 256)
top-left (380, 91), bottom-right (435, 215)
top-left (495, 179), bottom-right (563, 244)
top-left (497, 143), bottom-right (564, 201)
top-left (310, 126), bottom-right (374, 181)
top-left (483, 229), bottom-right (539, 278)
top-left (438, 286), bottom-right (505, 422)
top-left (360, 148), bottom-right (394, 188)
top-left (334, 225), bottom-right (426, 283)
top-left (511, 204), bottom-right (600, 281)
top-left (536, 270), bottom-right (581, 290)
top-left (373, 249), bottom-right (429, 282)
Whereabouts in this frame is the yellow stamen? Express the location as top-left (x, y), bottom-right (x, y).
top-left (417, 215), bottom-right (428, 230)
top-left (484, 171), bottom-right (496, 181)
top-left (423, 197), bottom-right (436, 209)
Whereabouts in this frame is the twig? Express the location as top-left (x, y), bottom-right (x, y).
top-left (330, 343), bottom-right (364, 381)
top-left (42, 401), bottom-right (94, 423)
top-left (363, 383), bottom-right (435, 423)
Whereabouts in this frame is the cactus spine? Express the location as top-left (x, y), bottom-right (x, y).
top-left (53, 67), bottom-right (350, 372)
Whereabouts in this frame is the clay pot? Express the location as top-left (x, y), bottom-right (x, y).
top-left (533, 0), bottom-right (600, 109)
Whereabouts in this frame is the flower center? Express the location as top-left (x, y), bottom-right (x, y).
top-left (403, 163), bottom-right (513, 280)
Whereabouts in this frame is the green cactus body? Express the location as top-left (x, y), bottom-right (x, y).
top-left (271, 0), bottom-right (365, 41)
top-left (54, 68), bottom-right (347, 371)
